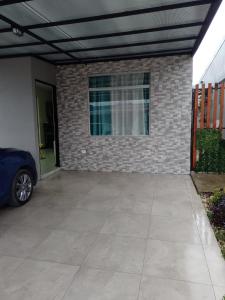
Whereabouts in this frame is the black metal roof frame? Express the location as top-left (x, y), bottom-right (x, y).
top-left (0, 0), bottom-right (222, 65)
top-left (0, 0), bottom-right (31, 6)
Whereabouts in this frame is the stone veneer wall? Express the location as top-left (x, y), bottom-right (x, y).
top-left (56, 55), bottom-right (193, 174)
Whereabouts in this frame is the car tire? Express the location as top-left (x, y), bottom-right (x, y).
top-left (9, 169), bottom-right (34, 207)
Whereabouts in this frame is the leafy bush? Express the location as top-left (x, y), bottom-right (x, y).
top-left (220, 241), bottom-right (225, 260)
top-left (208, 189), bottom-right (223, 206)
top-left (195, 129), bottom-right (225, 173)
top-left (219, 140), bottom-right (225, 172)
top-left (210, 196), bottom-right (225, 228)
top-left (203, 189), bottom-right (225, 260)
top-left (215, 228), bottom-right (225, 241)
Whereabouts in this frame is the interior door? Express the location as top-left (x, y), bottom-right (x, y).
top-left (36, 81), bottom-right (59, 176)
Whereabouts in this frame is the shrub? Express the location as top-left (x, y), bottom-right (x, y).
top-left (210, 196), bottom-right (225, 228)
top-left (195, 129), bottom-right (225, 173)
top-left (222, 245), bottom-right (225, 260)
top-left (208, 189), bottom-right (223, 206)
top-left (205, 189), bottom-right (225, 261)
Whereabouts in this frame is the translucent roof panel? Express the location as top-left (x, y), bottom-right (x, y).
top-left (53, 5), bottom-right (208, 39)
top-left (30, 27), bottom-right (70, 41)
top-left (0, 0), bottom-right (220, 63)
top-left (27, 0), bottom-right (205, 21)
top-left (40, 53), bottom-right (72, 61)
top-left (53, 41), bottom-right (85, 51)
top-left (0, 4), bottom-right (45, 26)
top-left (0, 19), bottom-right (8, 27)
top-left (56, 26), bottom-right (201, 51)
top-left (0, 32), bottom-right (37, 46)
top-left (0, 45), bottom-right (56, 56)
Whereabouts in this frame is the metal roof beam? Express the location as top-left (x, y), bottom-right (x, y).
top-left (0, 27), bottom-right (12, 33)
top-left (0, 0), bottom-right (31, 6)
top-left (192, 0), bottom-right (223, 54)
top-left (55, 47), bottom-right (193, 65)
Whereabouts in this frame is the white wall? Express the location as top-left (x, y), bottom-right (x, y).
top-left (0, 57), bottom-right (56, 178)
top-left (0, 57), bottom-right (36, 155)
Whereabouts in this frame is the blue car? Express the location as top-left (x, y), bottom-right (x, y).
top-left (0, 148), bottom-right (37, 206)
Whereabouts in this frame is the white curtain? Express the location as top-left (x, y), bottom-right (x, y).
top-left (111, 73), bottom-right (147, 135)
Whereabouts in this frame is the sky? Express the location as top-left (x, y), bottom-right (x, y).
top-left (193, 0), bottom-right (225, 84)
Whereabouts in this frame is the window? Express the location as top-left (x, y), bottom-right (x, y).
top-left (89, 73), bottom-right (150, 136)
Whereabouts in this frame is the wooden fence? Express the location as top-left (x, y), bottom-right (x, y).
top-left (192, 82), bottom-right (225, 169)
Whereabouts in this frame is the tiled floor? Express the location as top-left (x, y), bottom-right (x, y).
top-left (0, 171), bottom-right (224, 300)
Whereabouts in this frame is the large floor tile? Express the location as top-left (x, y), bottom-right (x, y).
top-left (204, 245), bottom-right (225, 287)
top-left (149, 215), bottom-right (201, 244)
top-left (155, 190), bottom-right (191, 202)
top-left (97, 173), bottom-right (132, 190)
top-left (119, 182), bottom-right (156, 197)
top-left (29, 191), bottom-right (80, 209)
top-left (139, 276), bottom-right (215, 300)
top-left (59, 209), bottom-right (108, 233)
top-left (0, 259), bottom-right (79, 300)
top-left (101, 212), bottom-right (150, 238)
top-left (0, 224), bottom-right (9, 237)
top-left (143, 239), bottom-right (211, 284)
top-left (85, 234), bottom-right (146, 274)
top-left (88, 184), bottom-right (121, 198)
top-left (154, 178), bottom-right (187, 192)
top-left (0, 256), bottom-right (24, 286)
top-left (0, 206), bottom-right (35, 226)
top-left (31, 230), bottom-right (97, 265)
top-left (0, 225), bottom-right (51, 258)
top-left (63, 267), bottom-right (141, 300)
top-left (151, 198), bottom-right (194, 219)
top-left (21, 206), bottom-right (71, 229)
top-left (37, 174), bottom-right (96, 195)
top-left (75, 188), bottom-right (118, 212)
top-left (113, 193), bottom-right (153, 214)
top-left (27, 192), bottom-right (52, 207)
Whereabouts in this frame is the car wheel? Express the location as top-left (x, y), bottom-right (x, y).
top-left (9, 169), bottom-right (33, 207)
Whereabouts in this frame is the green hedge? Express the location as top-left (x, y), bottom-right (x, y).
top-left (195, 129), bottom-right (225, 173)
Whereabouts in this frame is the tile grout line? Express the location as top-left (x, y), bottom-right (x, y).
top-left (60, 230), bottom-right (103, 300)
top-left (136, 184), bottom-right (155, 300)
top-left (0, 254), bottom-right (216, 287)
top-left (58, 186), bottom-right (154, 300)
top-left (59, 197), bottom-right (121, 299)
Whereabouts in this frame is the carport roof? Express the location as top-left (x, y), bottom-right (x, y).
top-left (0, 0), bottom-right (222, 65)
